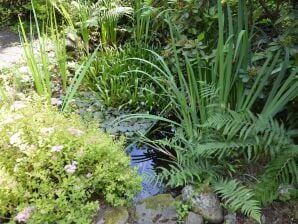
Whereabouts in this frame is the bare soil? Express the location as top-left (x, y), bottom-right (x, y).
top-left (0, 28), bottom-right (24, 68)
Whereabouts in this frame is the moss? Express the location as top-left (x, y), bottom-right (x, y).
top-left (140, 194), bottom-right (175, 210)
top-left (104, 207), bottom-right (129, 224)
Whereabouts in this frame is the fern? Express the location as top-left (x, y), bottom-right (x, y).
top-left (213, 179), bottom-right (261, 223)
top-left (254, 147), bottom-right (298, 205)
top-left (201, 111), bottom-right (292, 160)
top-left (150, 109), bottom-right (297, 217)
top-left (90, 0), bottom-right (132, 24)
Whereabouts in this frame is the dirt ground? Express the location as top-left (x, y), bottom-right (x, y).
top-left (0, 28), bottom-right (24, 68)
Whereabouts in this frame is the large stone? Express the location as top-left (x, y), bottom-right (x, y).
top-left (96, 207), bottom-right (128, 224)
top-left (185, 212), bottom-right (204, 224)
top-left (135, 194), bottom-right (178, 224)
top-left (182, 185), bottom-right (223, 224)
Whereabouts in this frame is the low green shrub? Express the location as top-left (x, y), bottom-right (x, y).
top-left (0, 98), bottom-right (141, 223)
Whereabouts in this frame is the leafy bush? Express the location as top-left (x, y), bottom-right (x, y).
top-left (0, 98), bottom-right (141, 223)
top-left (0, 0), bottom-right (48, 26)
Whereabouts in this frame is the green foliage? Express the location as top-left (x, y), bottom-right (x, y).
top-left (19, 7), bottom-right (52, 101)
top-left (85, 45), bottom-right (162, 111)
top-left (254, 147), bottom-right (298, 205)
top-left (0, 0), bottom-right (48, 26)
top-left (213, 179), bottom-right (261, 223)
top-left (133, 0), bottom-right (159, 45)
top-left (150, 109), bottom-right (297, 222)
top-left (175, 200), bottom-right (191, 224)
top-left (123, 7), bottom-right (297, 221)
top-left (0, 98), bottom-right (141, 223)
top-left (87, 0), bottom-right (132, 46)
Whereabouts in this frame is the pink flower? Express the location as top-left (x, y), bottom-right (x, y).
top-left (15, 207), bottom-right (34, 223)
top-left (64, 161), bottom-right (78, 174)
top-left (68, 127), bottom-right (84, 137)
top-left (51, 145), bottom-right (64, 152)
top-left (51, 98), bottom-right (62, 106)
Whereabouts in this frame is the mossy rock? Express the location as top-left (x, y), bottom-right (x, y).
top-left (140, 193), bottom-right (175, 209)
top-left (135, 194), bottom-right (178, 224)
top-left (104, 207), bottom-right (129, 224)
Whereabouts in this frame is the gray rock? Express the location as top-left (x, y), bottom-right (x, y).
top-left (185, 212), bottom-right (204, 224)
top-left (135, 194), bottom-right (178, 224)
top-left (182, 185), bottom-right (223, 224)
top-left (224, 213), bottom-right (237, 224)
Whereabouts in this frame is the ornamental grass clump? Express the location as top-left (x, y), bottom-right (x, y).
top-left (0, 98), bottom-right (141, 223)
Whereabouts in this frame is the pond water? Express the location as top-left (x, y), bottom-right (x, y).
top-left (127, 144), bottom-right (165, 203)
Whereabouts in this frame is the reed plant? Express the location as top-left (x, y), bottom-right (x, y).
top-left (133, 0), bottom-right (154, 45)
top-left (20, 0), bottom-right (100, 110)
top-left (62, 46), bottom-right (99, 112)
top-left (48, 5), bottom-right (68, 90)
top-left (19, 1), bottom-right (52, 101)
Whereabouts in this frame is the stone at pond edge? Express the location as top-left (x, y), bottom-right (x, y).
top-left (224, 213), bottom-right (237, 224)
top-left (182, 185), bottom-right (223, 224)
top-left (135, 194), bottom-right (178, 224)
top-left (185, 212), bottom-right (204, 224)
top-left (96, 207), bottom-right (128, 224)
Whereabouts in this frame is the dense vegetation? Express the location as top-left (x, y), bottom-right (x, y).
top-left (0, 0), bottom-right (297, 223)
top-left (0, 98), bottom-right (141, 222)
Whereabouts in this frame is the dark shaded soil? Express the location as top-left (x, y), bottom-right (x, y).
top-left (0, 28), bottom-right (20, 48)
top-left (238, 200), bottom-right (298, 224)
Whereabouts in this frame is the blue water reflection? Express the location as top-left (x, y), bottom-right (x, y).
top-left (128, 144), bottom-right (164, 203)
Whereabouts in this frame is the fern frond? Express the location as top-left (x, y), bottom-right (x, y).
top-left (155, 157), bottom-right (217, 188)
top-left (202, 111), bottom-right (292, 159)
top-left (254, 146), bottom-right (298, 205)
top-left (213, 179), bottom-right (261, 223)
top-left (90, 1), bottom-right (132, 24)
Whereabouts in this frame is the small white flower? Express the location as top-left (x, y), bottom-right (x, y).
top-left (86, 173), bottom-right (93, 178)
top-left (51, 145), bottom-right (64, 152)
top-left (64, 161), bottom-right (78, 174)
top-left (9, 132), bottom-right (22, 145)
top-left (51, 98), bottom-right (62, 106)
top-left (10, 101), bottom-right (27, 111)
top-left (40, 127), bottom-right (54, 135)
top-left (68, 127), bottom-right (84, 137)
top-left (15, 207), bottom-right (35, 223)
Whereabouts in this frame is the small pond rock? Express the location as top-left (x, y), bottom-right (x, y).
top-left (135, 194), bottom-right (178, 224)
top-left (185, 212), bottom-right (204, 224)
top-left (182, 185), bottom-right (223, 224)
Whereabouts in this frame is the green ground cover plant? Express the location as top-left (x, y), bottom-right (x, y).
top-left (0, 98), bottom-right (141, 223)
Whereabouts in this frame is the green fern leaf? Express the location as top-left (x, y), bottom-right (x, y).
top-left (213, 179), bottom-right (261, 223)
